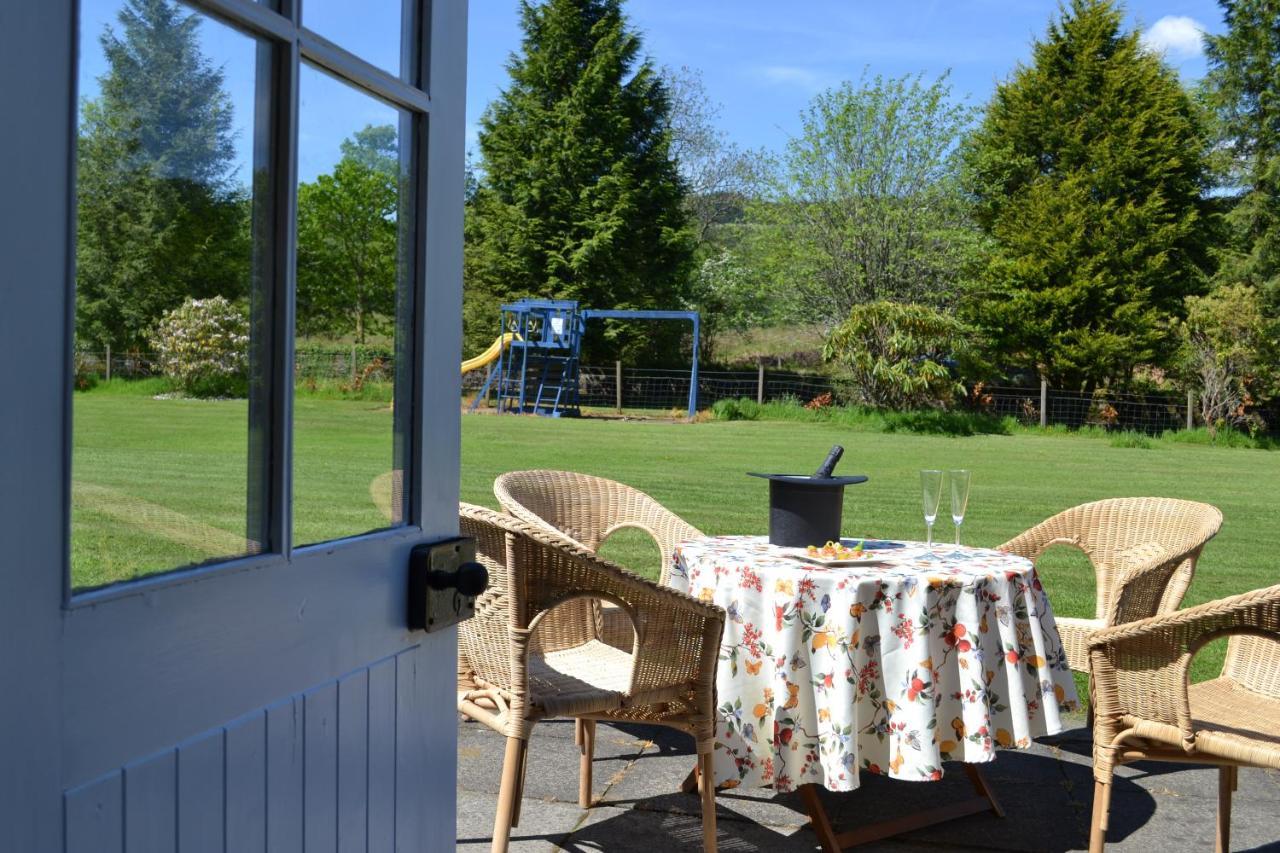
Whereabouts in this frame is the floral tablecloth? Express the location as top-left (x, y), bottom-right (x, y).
top-left (669, 536), bottom-right (1078, 793)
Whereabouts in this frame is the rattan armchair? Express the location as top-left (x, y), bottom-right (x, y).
top-left (1000, 497), bottom-right (1223, 673)
top-left (457, 503), bottom-right (725, 853)
top-left (494, 470), bottom-right (705, 648)
top-left (1087, 583), bottom-right (1280, 852)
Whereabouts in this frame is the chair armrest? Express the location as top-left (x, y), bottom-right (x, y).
top-left (509, 521), bottom-right (725, 699)
top-left (999, 529), bottom-right (1079, 561)
top-left (1088, 584), bottom-right (1280, 748)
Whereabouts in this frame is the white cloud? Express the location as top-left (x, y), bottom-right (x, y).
top-left (760, 65), bottom-right (824, 89)
top-left (1141, 16), bottom-right (1206, 61)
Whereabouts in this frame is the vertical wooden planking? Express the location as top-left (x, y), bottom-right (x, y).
top-left (177, 730), bottom-right (225, 853)
top-left (124, 751), bottom-right (176, 853)
top-left (394, 648), bottom-right (428, 851)
top-left (305, 683), bottom-right (339, 853)
top-left (65, 773), bottom-right (124, 853)
top-left (266, 698), bottom-right (304, 853)
top-left (226, 712), bottom-right (267, 853)
top-left (338, 670), bottom-right (370, 853)
top-left (366, 657), bottom-right (397, 853)
top-left (419, 635), bottom-right (458, 853)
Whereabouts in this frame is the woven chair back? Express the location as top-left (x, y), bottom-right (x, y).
top-left (494, 470), bottom-right (702, 584)
top-left (1011, 497), bottom-right (1222, 620)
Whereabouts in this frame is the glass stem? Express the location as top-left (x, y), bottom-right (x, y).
top-left (926, 521), bottom-right (933, 547)
top-left (954, 522), bottom-right (961, 545)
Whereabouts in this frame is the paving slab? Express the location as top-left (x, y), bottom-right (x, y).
top-left (458, 715), bottom-right (1280, 851)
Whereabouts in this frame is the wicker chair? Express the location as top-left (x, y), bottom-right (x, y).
top-left (1000, 497), bottom-right (1223, 673)
top-left (1087, 583), bottom-right (1280, 852)
top-left (457, 503), bottom-right (725, 853)
top-left (494, 470), bottom-right (705, 648)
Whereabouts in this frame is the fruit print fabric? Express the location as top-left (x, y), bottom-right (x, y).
top-left (670, 536), bottom-right (1079, 792)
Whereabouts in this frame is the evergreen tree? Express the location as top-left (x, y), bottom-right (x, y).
top-left (1203, 0), bottom-right (1280, 304)
top-left (963, 0), bottom-right (1211, 390)
top-left (465, 0), bottom-right (694, 361)
top-left (76, 0), bottom-right (247, 352)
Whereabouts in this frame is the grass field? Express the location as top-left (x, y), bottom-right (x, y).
top-left (74, 388), bottom-right (1280, 679)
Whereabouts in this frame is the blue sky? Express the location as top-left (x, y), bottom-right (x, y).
top-left (466, 0), bottom-right (1226, 157)
top-left (77, 0), bottom-right (1229, 185)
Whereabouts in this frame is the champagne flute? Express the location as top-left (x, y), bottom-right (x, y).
top-left (950, 470), bottom-right (971, 545)
top-left (920, 470), bottom-right (943, 547)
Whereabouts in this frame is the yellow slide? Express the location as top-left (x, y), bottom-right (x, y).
top-left (461, 333), bottom-right (520, 374)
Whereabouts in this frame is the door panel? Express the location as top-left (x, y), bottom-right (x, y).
top-left (0, 0), bottom-right (468, 850)
top-left (61, 645), bottom-right (440, 852)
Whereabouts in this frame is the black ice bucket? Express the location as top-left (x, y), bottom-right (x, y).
top-left (747, 471), bottom-right (868, 548)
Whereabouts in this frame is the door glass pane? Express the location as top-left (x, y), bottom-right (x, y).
top-left (294, 63), bottom-right (412, 546)
top-left (72, 0), bottom-right (270, 590)
top-left (302, 0), bottom-right (405, 79)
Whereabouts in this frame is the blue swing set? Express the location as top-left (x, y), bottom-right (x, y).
top-left (467, 299), bottom-right (701, 419)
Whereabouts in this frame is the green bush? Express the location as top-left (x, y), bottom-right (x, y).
top-left (823, 301), bottom-right (970, 409)
top-left (150, 296), bottom-right (249, 398)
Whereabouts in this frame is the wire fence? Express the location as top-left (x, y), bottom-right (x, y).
top-left (979, 385), bottom-right (1191, 434)
top-left (79, 349), bottom-right (1276, 435)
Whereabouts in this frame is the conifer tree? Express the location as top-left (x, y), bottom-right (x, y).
top-left (76, 0), bottom-right (247, 351)
top-left (963, 0), bottom-right (1211, 390)
top-left (465, 0), bottom-right (693, 360)
top-left (1203, 0), bottom-right (1280, 304)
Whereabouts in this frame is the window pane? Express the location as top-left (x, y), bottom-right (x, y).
top-left (73, 0), bottom-right (269, 590)
top-left (294, 63), bottom-right (412, 546)
top-left (302, 0), bottom-right (405, 79)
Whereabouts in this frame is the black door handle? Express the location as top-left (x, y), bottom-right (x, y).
top-left (429, 561), bottom-right (488, 597)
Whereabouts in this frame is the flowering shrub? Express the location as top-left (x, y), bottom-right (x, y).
top-left (151, 296), bottom-right (250, 397)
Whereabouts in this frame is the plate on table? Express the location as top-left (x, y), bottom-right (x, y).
top-left (782, 540), bottom-right (894, 567)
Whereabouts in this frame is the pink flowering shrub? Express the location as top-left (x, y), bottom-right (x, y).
top-left (150, 296), bottom-right (250, 397)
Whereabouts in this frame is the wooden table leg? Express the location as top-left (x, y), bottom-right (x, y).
top-left (963, 763), bottom-right (1005, 817)
top-left (803, 763), bottom-right (1005, 850)
top-left (800, 784), bottom-right (843, 853)
top-left (679, 762), bottom-right (700, 794)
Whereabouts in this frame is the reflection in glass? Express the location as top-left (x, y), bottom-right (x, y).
top-left (72, 0), bottom-right (268, 590)
top-left (302, 0), bottom-right (405, 79)
top-left (293, 63), bottom-right (411, 546)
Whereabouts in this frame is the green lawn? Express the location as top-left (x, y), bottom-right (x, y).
top-left (74, 390), bottom-right (1280, 679)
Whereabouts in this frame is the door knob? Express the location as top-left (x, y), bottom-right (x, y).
top-left (429, 561), bottom-right (488, 597)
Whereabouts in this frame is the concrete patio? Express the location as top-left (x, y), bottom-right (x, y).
top-left (457, 711), bottom-right (1280, 851)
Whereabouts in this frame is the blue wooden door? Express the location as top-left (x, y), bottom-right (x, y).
top-left (0, 1), bottom-right (468, 850)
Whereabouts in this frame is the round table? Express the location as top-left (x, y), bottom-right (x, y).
top-left (670, 536), bottom-right (1080, 794)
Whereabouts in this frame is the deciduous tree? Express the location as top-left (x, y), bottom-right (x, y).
top-left (296, 124), bottom-right (400, 343)
top-left (747, 72), bottom-right (978, 326)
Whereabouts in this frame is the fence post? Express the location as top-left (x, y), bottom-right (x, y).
top-left (104, 343), bottom-right (111, 383)
top-left (757, 363), bottom-right (765, 405)
top-left (1039, 379), bottom-right (1048, 428)
top-left (350, 342), bottom-right (357, 384)
top-left (1186, 387), bottom-right (1194, 430)
top-left (615, 360), bottom-right (622, 413)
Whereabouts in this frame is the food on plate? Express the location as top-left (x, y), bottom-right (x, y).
top-left (805, 540), bottom-right (866, 560)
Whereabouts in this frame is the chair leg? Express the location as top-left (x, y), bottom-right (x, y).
top-left (1089, 778), bottom-right (1113, 853)
top-left (510, 734), bottom-right (530, 827)
top-left (492, 737), bottom-right (527, 853)
top-left (698, 749), bottom-right (718, 852)
top-left (578, 719), bottom-right (596, 808)
top-left (1216, 766), bottom-right (1235, 853)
